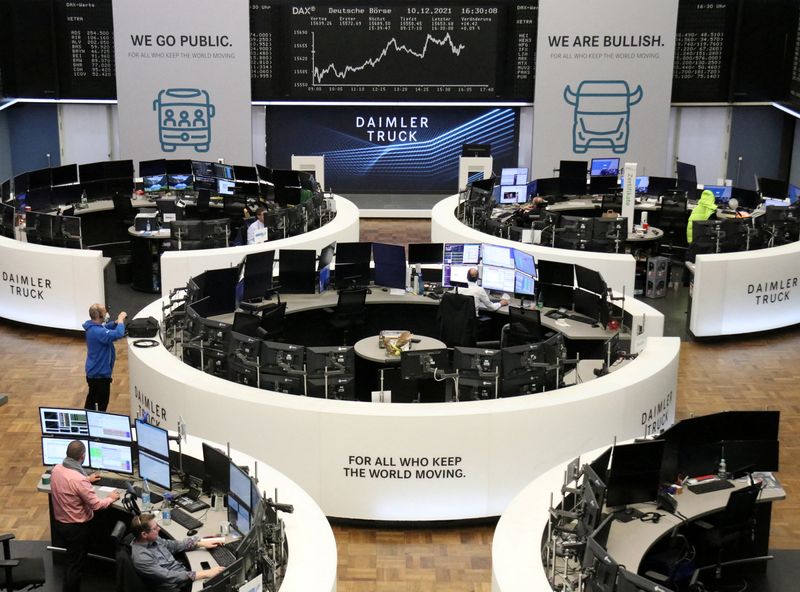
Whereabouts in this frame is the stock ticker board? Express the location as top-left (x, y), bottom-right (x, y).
top-left (279, 4), bottom-right (536, 100)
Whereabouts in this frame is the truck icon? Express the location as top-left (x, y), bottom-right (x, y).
top-left (153, 88), bottom-right (216, 153)
top-left (563, 80), bottom-right (643, 154)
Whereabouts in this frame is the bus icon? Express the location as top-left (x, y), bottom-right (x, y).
top-left (153, 88), bottom-right (216, 153)
top-left (563, 80), bottom-right (643, 154)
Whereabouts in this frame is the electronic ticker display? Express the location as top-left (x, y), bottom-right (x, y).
top-left (53, 0), bottom-right (116, 99)
top-left (791, 15), bottom-right (800, 101)
top-left (250, 1), bottom-right (279, 99)
top-left (671, 1), bottom-right (737, 103)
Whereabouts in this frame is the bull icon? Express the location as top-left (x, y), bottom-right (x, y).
top-left (563, 80), bottom-right (643, 154)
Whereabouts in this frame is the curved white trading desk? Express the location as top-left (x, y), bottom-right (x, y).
top-left (690, 240), bottom-right (800, 336)
top-left (160, 196), bottom-right (360, 294)
top-left (0, 235), bottom-right (107, 330)
top-left (174, 434), bottom-right (337, 592)
top-left (430, 195), bottom-right (664, 351)
top-left (129, 295), bottom-right (679, 522)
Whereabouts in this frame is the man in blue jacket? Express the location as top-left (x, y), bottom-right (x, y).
top-left (83, 303), bottom-right (127, 411)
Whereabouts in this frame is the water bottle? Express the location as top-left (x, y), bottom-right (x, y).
top-left (141, 479), bottom-right (151, 510)
top-left (145, 217), bottom-right (151, 232)
top-left (161, 494), bottom-right (172, 526)
top-left (718, 457), bottom-right (727, 480)
top-left (80, 190), bottom-right (88, 208)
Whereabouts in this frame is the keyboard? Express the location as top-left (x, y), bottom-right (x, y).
top-left (688, 479), bottom-right (735, 495)
top-left (94, 476), bottom-right (131, 489)
top-left (170, 507), bottom-right (203, 530)
top-left (564, 313), bottom-right (597, 326)
top-left (209, 544), bottom-right (238, 567)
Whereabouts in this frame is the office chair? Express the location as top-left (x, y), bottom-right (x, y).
top-left (258, 302), bottom-right (287, 341)
top-left (112, 192), bottom-right (137, 229)
top-left (437, 292), bottom-right (477, 348)
top-left (196, 189), bottom-right (211, 215)
top-left (658, 192), bottom-right (689, 260)
top-left (501, 306), bottom-right (545, 347)
top-left (111, 521), bottom-right (148, 592)
top-left (687, 484), bottom-right (771, 592)
top-left (0, 532), bottom-right (45, 591)
top-left (327, 288), bottom-right (368, 345)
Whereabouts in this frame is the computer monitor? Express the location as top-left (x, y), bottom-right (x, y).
top-left (202, 443), bottom-right (230, 494)
top-left (407, 243), bottom-right (444, 265)
top-left (259, 373), bottom-right (304, 394)
top-left (216, 178), bottom-right (236, 195)
top-left (453, 347), bottom-right (501, 378)
top-left (227, 494), bottom-right (252, 535)
top-left (789, 184), bottom-right (800, 204)
top-left (318, 242), bottom-right (336, 270)
top-left (512, 249), bottom-right (537, 277)
top-left (461, 143), bottom-right (491, 157)
top-left (559, 160), bottom-right (588, 179)
top-left (230, 462), bottom-right (252, 509)
top-left (676, 161), bottom-right (697, 184)
top-left (757, 176), bottom-right (787, 199)
top-left (86, 410), bottom-right (132, 443)
top-left (481, 243), bottom-right (514, 268)
top-left (400, 349), bottom-right (449, 380)
top-left (589, 175), bottom-right (619, 194)
top-left (41, 437), bottom-right (90, 466)
top-left (575, 265), bottom-right (606, 296)
top-left (498, 185), bottom-right (528, 204)
top-left (582, 534), bottom-right (619, 592)
top-left (139, 159), bottom-right (167, 177)
top-left (703, 184), bottom-right (732, 205)
top-left (481, 265), bottom-right (515, 293)
top-left (307, 375), bottom-right (356, 400)
top-left (202, 267), bottom-right (239, 315)
top-left (39, 407), bottom-right (89, 437)
top-left (260, 341), bottom-right (305, 374)
top-left (605, 440), bottom-right (665, 507)
top-left (589, 447), bottom-right (612, 484)
top-left (537, 260), bottom-right (574, 286)
top-left (372, 242), bottom-right (406, 289)
top-left (731, 187), bottom-right (760, 210)
top-left (443, 243), bottom-right (481, 265)
top-left (443, 264), bottom-right (472, 288)
top-left (279, 249), bottom-right (318, 294)
top-left (135, 419), bottom-right (169, 459)
top-left (306, 346), bottom-right (354, 378)
top-left (335, 242), bottom-right (372, 286)
top-left (233, 165), bottom-right (257, 183)
top-left (137, 449), bottom-right (171, 490)
top-left (167, 174), bottom-right (192, 191)
top-left (722, 439), bottom-right (779, 477)
top-left (51, 164), bottom-right (79, 186)
top-left (514, 271), bottom-right (536, 297)
top-left (590, 158), bottom-right (620, 177)
top-left (577, 476), bottom-right (604, 537)
top-left (574, 290), bottom-right (606, 325)
top-left (88, 441), bottom-right (134, 474)
top-left (228, 329), bottom-right (262, 360)
top-left (78, 161), bottom-right (105, 184)
top-left (240, 250), bottom-right (275, 302)
top-left (143, 175), bottom-right (167, 193)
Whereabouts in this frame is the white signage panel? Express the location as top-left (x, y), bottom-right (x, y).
top-left (533, 0), bottom-right (678, 178)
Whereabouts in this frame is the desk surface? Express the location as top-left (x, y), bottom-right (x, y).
top-left (354, 334), bottom-right (447, 364)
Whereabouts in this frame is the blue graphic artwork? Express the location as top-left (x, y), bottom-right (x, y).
top-left (563, 80), bottom-right (643, 154)
top-left (153, 88), bottom-right (216, 153)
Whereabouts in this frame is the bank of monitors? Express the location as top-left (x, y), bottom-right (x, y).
top-left (278, 249), bottom-right (317, 294)
top-left (335, 242), bottom-right (372, 289)
top-left (372, 242), bottom-right (406, 289)
top-left (605, 440), bottom-right (665, 508)
top-left (590, 158), bottom-right (620, 177)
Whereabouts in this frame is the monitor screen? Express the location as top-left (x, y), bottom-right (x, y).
top-left (605, 440), bottom-right (665, 507)
top-left (40, 407), bottom-right (88, 437)
top-left (789, 184), bottom-right (800, 204)
top-left (537, 260), bottom-right (574, 286)
top-left (214, 163), bottom-right (234, 180)
top-left (500, 168), bottom-right (528, 185)
top-left (143, 175), bottom-right (167, 193)
top-left (279, 249), bottom-right (317, 294)
top-left (498, 185), bottom-right (528, 204)
top-left (135, 419), bottom-right (169, 458)
top-left (444, 243), bottom-right (480, 265)
top-left (408, 243), bottom-right (443, 265)
top-left (372, 242), bottom-right (406, 289)
top-left (461, 143), bottom-right (491, 157)
top-left (481, 265), bottom-right (515, 293)
top-left (168, 174), bottom-right (193, 191)
top-left (138, 449), bottom-right (171, 490)
top-left (514, 271), bottom-right (536, 296)
top-left (400, 348), bottom-right (449, 380)
top-left (227, 494), bottom-right (252, 535)
top-left (481, 244), bottom-right (514, 269)
top-left (590, 158), bottom-right (620, 177)
top-left (217, 178), bottom-right (236, 195)
top-left (202, 443), bottom-right (230, 493)
top-left (41, 437), bottom-right (90, 466)
top-left (140, 159), bottom-right (167, 177)
top-left (78, 162), bottom-right (105, 183)
top-left (512, 249), bottom-right (537, 278)
top-left (676, 161), bottom-right (697, 184)
top-left (318, 242), bottom-right (336, 270)
top-left (336, 241), bottom-right (372, 265)
top-left (86, 411), bottom-right (132, 443)
top-left (88, 441), bottom-right (134, 474)
top-left (559, 160), bottom-right (588, 179)
top-left (51, 164), bottom-right (79, 186)
top-left (575, 265), bottom-right (606, 296)
top-left (233, 165), bottom-right (258, 183)
top-left (230, 462), bottom-right (252, 509)
top-left (703, 184), bottom-right (732, 202)
top-left (306, 346), bottom-right (354, 378)
top-left (443, 263), bottom-right (472, 288)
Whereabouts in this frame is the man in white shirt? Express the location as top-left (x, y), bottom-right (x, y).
top-left (460, 268), bottom-right (509, 316)
top-left (246, 207), bottom-right (267, 244)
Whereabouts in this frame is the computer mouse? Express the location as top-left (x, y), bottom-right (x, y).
top-left (186, 529), bottom-right (197, 536)
top-left (501, 293), bottom-right (511, 301)
top-left (381, 287), bottom-right (388, 292)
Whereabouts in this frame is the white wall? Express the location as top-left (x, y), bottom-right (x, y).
top-left (667, 106), bottom-right (731, 184)
top-left (58, 104), bottom-right (116, 165)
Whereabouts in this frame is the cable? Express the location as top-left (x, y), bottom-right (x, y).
top-left (133, 339), bottom-right (159, 348)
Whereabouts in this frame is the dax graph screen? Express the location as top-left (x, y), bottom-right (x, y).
top-left (287, 4), bottom-right (536, 100)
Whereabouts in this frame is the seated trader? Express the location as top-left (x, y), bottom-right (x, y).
top-left (51, 440), bottom-right (121, 592)
top-left (461, 267), bottom-right (509, 316)
top-left (131, 513), bottom-right (224, 591)
top-left (246, 207), bottom-right (267, 244)
top-left (686, 189), bottom-right (717, 244)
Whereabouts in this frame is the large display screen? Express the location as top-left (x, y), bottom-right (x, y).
top-left (266, 106), bottom-right (519, 193)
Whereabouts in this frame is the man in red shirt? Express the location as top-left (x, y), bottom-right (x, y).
top-left (50, 440), bottom-right (120, 592)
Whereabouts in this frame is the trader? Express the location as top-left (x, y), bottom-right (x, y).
top-left (83, 303), bottom-right (127, 411)
top-left (131, 513), bottom-right (225, 591)
top-left (462, 267), bottom-right (509, 315)
top-left (50, 440), bottom-right (120, 592)
top-left (686, 189), bottom-right (718, 243)
top-left (246, 207), bottom-right (267, 244)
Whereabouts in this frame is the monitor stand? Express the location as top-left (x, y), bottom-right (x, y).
top-left (613, 507), bottom-right (645, 523)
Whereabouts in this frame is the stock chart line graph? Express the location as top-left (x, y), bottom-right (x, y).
top-left (311, 32), bottom-right (474, 86)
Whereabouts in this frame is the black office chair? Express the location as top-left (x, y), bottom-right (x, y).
top-left (501, 306), bottom-right (545, 347)
top-left (258, 302), bottom-right (287, 341)
top-left (658, 191), bottom-right (689, 260)
top-left (111, 521), bottom-right (148, 592)
top-left (0, 532), bottom-right (45, 591)
top-left (327, 288), bottom-right (368, 345)
top-left (112, 192), bottom-right (137, 229)
top-left (437, 292), bottom-right (477, 348)
top-left (687, 484), bottom-right (771, 592)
